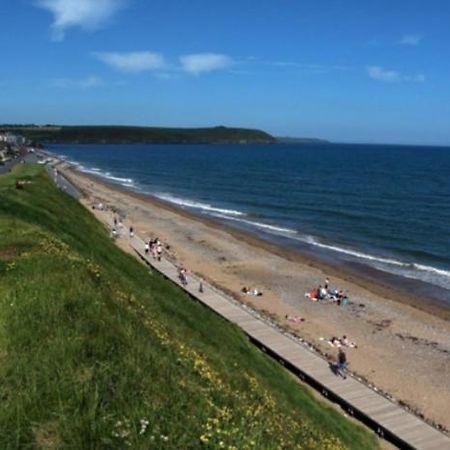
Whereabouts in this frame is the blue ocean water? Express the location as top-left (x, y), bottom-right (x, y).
top-left (47, 143), bottom-right (450, 299)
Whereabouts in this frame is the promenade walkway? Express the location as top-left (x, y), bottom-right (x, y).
top-left (44, 164), bottom-right (82, 200)
top-left (130, 234), bottom-right (450, 450)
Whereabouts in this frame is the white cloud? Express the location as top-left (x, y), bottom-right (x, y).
top-left (51, 75), bottom-right (103, 88)
top-left (405, 73), bottom-right (426, 83)
top-left (367, 66), bottom-right (401, 82)
top-left (36, 0), bottom-right (125, 41)
top-left (180, 53), bottom-right (233, 75)
top-left (367, 66), bottom-right (425, 83)
top-left (399, 34), bottom-right (422, 46)
top-left (93, 51), bottom-right (167, 73)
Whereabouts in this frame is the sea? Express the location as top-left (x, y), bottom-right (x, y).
top-left (46, 143), bottom-right (450, 304)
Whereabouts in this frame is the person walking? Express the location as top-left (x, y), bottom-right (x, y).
top-left (337, 349), bottom-right (347, 379)
top-left (179, 268), bottom-right (188, 286)
top-left (156, 242), bottom-right (163, 261)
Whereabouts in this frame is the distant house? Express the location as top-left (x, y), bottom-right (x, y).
top-left (0, 148), bottom-right (10, 163)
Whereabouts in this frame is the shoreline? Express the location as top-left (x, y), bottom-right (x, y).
top-left (61, 162), bottom-right (450, 321)
top-left (55, 160), bottom-right (450, 431)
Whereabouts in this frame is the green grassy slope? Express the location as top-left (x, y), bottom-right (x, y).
top-left (0, 165), bottom-right (378, 449)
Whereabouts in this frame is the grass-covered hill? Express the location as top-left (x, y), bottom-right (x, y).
top-left (0, 165), bottom-right (378, 449)
top-left (1, 125), bottom-right (275, 145)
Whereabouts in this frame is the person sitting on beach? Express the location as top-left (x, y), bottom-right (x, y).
top-left (285, 315), bottom-right (305, 324)
top-left (329, 336), bottom-right (342, 347)
top-left (337, 293), bottom-right (349, 306)
top-left (341, 335), bottom-right (357, 348)
top-left (306, 287), bottom-right (318, 301)
top-left (328, 289), bottom-right (342, 302)
top-left (241, 286), bottom-right (250, 294)
top-left (317, 285), bottom-right (324, 300)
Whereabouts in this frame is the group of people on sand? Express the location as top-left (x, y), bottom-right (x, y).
top-left (106, 208), bottom-right (355, 381)
top-left (285, 314), bottom-right (305, 324)
top-left (241, 286), bottom-right (263, 296)
top-left (144, 238), bottom-right (163, 261)
top-left (306, 278), bottom-right (349, 305)
top-left (327, 335), bottom-right (357, 348)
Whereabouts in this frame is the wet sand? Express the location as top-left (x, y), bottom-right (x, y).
top-left (59, 163), bottom-right (450, 432)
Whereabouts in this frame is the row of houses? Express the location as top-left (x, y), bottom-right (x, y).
top-left (0, 133), bottom-right (27, 163)
top-left (0, 132), bottom-right (27, 146)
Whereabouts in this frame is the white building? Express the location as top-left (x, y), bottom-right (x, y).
top-left (0, 133), bottom-right (26, 145)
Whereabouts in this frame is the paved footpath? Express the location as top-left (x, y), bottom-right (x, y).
top-left (129, 234), bottom-right (450, 450)
top-left (45, 164), bottom-right (82, 200)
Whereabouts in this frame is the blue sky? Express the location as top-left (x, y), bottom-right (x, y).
top-left (1, 0), bottom-right (449, 144)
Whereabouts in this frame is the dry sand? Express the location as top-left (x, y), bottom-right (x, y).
top-left (60, 164), bottom-right (450, 432)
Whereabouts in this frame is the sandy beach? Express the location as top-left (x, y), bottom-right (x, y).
top-left (59, 163), bottom-right (450, 433)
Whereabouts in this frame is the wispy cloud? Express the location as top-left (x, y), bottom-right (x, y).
top-left (51, 75), bottom-right (103, 89)
top-left (180, 53), bottom-right (233, 75)
top-left (93, 51), bottom-right (167, 73)
top-left (399, 34), bottom-right (423, 46)
top-left (36, 0), bottom-right (125, 41)
top-left (367, 66), bottom-right (401, 82)
top-left (404, 73), bottom-right (426, 83)
top-left (272, 61), bottom-right (350, 72)
top-left (367, 66), bottom-right (425, 83)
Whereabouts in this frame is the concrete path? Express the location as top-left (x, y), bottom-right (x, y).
top-left (45, 164), bottom-right (82, 200)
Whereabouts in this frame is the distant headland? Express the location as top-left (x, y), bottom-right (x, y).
top-left (0, 125), bottom-right (276, 145)
top-left (0, 125), bottom-right (329, 146)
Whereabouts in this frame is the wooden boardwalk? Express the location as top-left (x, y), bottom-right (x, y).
top-left (131, 236), bottom-right (450, 450)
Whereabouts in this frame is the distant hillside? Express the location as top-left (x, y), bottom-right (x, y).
top-left (276, 136), bottom-right (330, 144)
top-left (1, 125), bottom-right (276, 145)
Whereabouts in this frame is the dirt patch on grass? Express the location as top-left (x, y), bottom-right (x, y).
top-left (0, 247), bottom-right (19, 261)
top-left (33, 422), bottom-right (61, 450)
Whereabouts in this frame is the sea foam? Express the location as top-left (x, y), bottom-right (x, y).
top-left (155, 193), bottom-right (245, 217)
